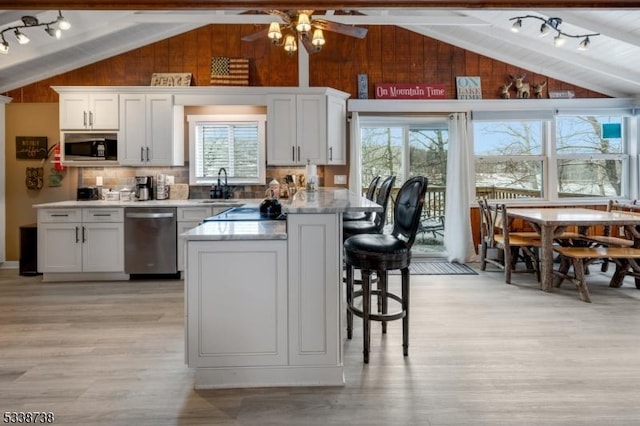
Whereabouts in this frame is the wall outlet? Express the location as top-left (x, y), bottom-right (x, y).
top-left (334, 175), bottom-right (347, 185)
top-left (96, 176), bottom-right (103, 186)
top-left (166, 175), bottom-right (175, 185)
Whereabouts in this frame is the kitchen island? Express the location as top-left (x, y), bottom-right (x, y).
top-left (181, 188), bottom-right (381, 389)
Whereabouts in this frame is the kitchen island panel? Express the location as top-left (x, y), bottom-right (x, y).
top-left (288, 213), bottom-right (341, 366)
top-left (187, 240), bottom-right (288, 370)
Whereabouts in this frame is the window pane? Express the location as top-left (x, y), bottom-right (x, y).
top-left (556, 116), bottom-right (623, 154)
top-left (198, 123), bottom-right (259, 180)
top-left (474, 121), bottom-right (543, 155)
top-left (475, 160), bottom-right (543, 199)
top-left (557, 159), bottom-right (622, 198)
top-left (361, 127), bottom-right (404, 186)
top-left (409, 128), bottom-right (447, 186)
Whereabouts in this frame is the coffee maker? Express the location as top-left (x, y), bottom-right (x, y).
top-left (135, 176), bottom-right (153, 201)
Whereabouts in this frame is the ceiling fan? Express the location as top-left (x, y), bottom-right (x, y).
top-left (241, 10), bottom-right (368, 55)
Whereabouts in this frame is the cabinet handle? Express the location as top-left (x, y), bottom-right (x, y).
top-left (92, 213), bottom-right (111, 217)
top-left (83, 111), bottom-right (87, 128)
top-left (89, 111), bottom-right (94, 127)
top-left (292, 146), bottom-right (295, 162)
top-left (82, 226), bottom-right (86, 243)
top-left (75, 226), bottom-right (79, 243)
top-left (140, 147), bottom-right (144, 162)
top-left (51, 213), bottom-right (69, 217)
top-left (329, 146), bottom-right (333, 161)
top-left (297, 146), bottom-right (301, 162)
top-left (146, 147), bottom-right (150, 162)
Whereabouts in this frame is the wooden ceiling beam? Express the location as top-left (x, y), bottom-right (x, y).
top-left (4, 0), bottom-right (639, 9)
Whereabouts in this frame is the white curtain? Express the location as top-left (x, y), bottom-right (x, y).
top-left (444, 112), bottom-right (476, 262)
top-left (348, 112), bottom-right (362, 193)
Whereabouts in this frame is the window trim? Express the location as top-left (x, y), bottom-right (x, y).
top-left (187, 113), bottom-right (266, 186)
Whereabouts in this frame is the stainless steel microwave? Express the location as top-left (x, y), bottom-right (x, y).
top-left (62, 132), bottom-right (118, 162)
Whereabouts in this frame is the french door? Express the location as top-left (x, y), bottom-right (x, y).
top-left (359, 116), bottom-right (449, 256)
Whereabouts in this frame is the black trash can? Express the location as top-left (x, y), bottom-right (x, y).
top-left (19, 224), bottom-right (40, 276)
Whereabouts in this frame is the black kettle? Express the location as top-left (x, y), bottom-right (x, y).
top-left (260, 189), bottom-right (282, 219)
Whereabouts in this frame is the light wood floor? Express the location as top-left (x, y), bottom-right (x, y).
top-left (1, 266), bottom-right (639, 426)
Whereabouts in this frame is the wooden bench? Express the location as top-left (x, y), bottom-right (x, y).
top-left (553, 246), bottom-right (640, 303)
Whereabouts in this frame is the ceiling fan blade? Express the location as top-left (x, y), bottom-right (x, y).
top-left (241, 27), bottom-right (270, 42)
top-left (299, 34), bottom-right (322, 54)
top-left (312, 19), bottom-right (368, 39)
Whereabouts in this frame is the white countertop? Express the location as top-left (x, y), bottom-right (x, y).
top-left (33, 188), bottom-right (382, 214)
top-left (181, 220), bottom-right (287, 241)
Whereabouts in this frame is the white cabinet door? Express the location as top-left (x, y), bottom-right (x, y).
top-left (177, 221), bottom-right (200, 272)
top-left (118, 94), bottom-right (147, 165)
top-left (297, 94), bottom-right (327, 165)
top-left (59, 93), bottom-right (118, 130)
top-left (326, 94), bottom-right (347, 165)
top-left (38, 223), bottom-right (83, 273)
top-left (82, 223), bottom-right (125, 272)
top-left (266, 94), bottom-right (298, 165)
top-left (287, 214), bottom-right (341, 366)
top-left (187, 240), bottom-right (288, 368)
top-left (146, 94), bottom-right (174, 166)
top-left (89, 94), bottom-right (119, 130)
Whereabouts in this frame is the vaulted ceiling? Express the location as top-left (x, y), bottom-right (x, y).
top-left (1, 7), bottom-right (639, 97)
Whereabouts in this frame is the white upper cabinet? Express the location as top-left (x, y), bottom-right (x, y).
top-left (59, 93), bottom-right (119, 130)
top-left (266, 89), bottom-right (348, 166)
top-left (118, 93), bottom-right (183, 166)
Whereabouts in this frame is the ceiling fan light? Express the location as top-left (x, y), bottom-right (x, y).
top-left (578, 36), bottom-right (591, 50)
top-left (57, 11), bottom-right (71, 31)
top-left (0, 39), bottom-right (8, 54)
top-left (511, 19), bottom-right (522, 33)
top-left (283, 34), bottom-right (297, 53)
top-left (554, 34), bottom-right (565, 47)
top-left (268, 22), bottom-right (282, 41)
top-left (14, 29), bottom-right (29, 44)
top-left (296, 13), bottom-right (311, 33)
top-left (311, 29), bottom-right (325, 47)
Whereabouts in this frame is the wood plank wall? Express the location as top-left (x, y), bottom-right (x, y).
top-left (4, 25), bottom-right (606, 102)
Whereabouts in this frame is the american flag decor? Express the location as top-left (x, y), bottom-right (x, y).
top-left (210, 57), bottom-right (249, 86)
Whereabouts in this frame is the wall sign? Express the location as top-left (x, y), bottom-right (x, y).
top-left (456, 76), bottom-right (482, 100)
top-left (150, 73), bottom-right (192, 86)
top-left (16, 136), bottom-right (48, 160)
top-left (375, 83), bottom-right (446, 100)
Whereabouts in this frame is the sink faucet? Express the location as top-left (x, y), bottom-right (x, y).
top-left (217, 168), bottom-right (229, 199)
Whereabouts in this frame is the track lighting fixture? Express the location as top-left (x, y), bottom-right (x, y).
top-left (0, 10), bottom-right (70, 55)
top-left (509, 15), bottom-right (599, 51)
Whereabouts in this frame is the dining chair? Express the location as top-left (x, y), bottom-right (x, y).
top-left (580, 199), bottom-right (636, 272)
top-left (478, 199), bottom-right (541, 284)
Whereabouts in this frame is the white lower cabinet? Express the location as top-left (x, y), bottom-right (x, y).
top-left (37, 208), bottom-right (124, 273)
top-left (186, 240), bottom-right (288, 367)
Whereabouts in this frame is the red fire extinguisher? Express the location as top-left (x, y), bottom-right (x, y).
top-left (53, 143), bottom-right (65, 171)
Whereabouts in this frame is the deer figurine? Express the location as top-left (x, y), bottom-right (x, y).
top-left (509, 74), bottom-right (530, 99)
top-left (532, 81), bottom-right (547, 99)
top-left (499, 82), bottom-right (512, 99)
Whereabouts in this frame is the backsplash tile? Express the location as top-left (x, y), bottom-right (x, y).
top-left (79, 164), bottom-right (325, 199)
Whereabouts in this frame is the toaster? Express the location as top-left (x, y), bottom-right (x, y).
top-left (77, 187), bottom-right (99, 201)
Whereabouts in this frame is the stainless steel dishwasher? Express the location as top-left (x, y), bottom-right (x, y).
top-left (124, 207), bottom-right (177, 274)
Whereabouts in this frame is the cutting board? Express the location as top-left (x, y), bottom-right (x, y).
top-left (169, 184), bottom-right (189, 200)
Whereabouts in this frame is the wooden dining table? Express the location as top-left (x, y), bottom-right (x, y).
top-left (506, 207), bottom-right (640, 292)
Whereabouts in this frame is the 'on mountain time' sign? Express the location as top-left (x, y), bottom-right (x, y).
top-left (375, 83), bottom-right (446, 99)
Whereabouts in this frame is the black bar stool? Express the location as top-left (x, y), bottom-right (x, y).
top-left (344, 176), bottom-right (428, 363)
top-left (343, 175), bottom-right (380, 222)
